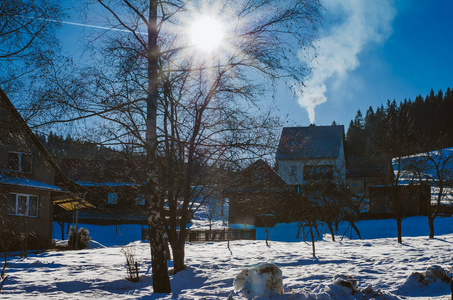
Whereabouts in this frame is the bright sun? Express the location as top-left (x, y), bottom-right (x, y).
top-left (189, 16), bottom-right (224, 52)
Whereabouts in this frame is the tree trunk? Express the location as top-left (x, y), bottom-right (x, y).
top-left (396, 218), bottom-right (402, 244)
top-left (327, 222), bottom-right (335, 241)
top-left (309, 222), bottom-right (316, 257)
top-left (350, 222), bottom-right (361, 239)
top-left (59, 221), bottom-right (64, 240)
top-left (265, 226), bottom-right (269, 246)
top-left (146, 0), bottom-right (171, 293)
top-left (171, 241), bottom-right (186, 273)
top-left (147, 197), bottom-right (171, 293)
top-left (428, 215), bottom-right (435, 239)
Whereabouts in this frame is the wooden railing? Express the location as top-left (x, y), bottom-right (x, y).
top-left (141, 228), bottom-right (256, 242)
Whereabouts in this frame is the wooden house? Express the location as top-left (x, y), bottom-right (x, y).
top-left (345, 155), bottom-right (390, 198)
top-left (368, 184), bottom-right (431, 218)
top-left (225, 159), bottom-right (296, 226)
top-left (56, 158), bottom-right (147, 225)
top-left (0, 89), bottom-right (84, 250)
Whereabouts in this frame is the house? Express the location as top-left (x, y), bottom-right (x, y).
top-left (276, 125), bottom-right (346, 186)
top-left (225, 159), bottom-right (296, 226)
top-left (345, 155), bottom-right (390, 198)
top-left (0, 89), bottom-right (85, 251)
top-left (368, 184), bottom-right (431, 217)
top-left (363, 147), bottom-right (453, 217)
top-left (56, 158), bottom-right (147, 225)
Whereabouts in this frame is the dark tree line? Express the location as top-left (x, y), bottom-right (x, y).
top-left (345, 87), bottom-right (453, 243)
top-left (346, 87), bottom-right (453, 156)
top-left (35, 132), bottom-right (123, 162)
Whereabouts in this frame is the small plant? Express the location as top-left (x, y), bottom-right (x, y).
top-left (68, 227), bottom-right (91, 249)
top-left (121, 246), bottom-right (140, 282)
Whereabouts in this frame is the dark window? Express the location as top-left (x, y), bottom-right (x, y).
top-left (135, 194), bottom-right (145, 205)
top-left (303, 165), bottom-right (333, 180)
top-left (17, 195), bottom-right (27, 215)
top-left (8, 152), bottom-right (33, 173)
top-left (22, 154), bottom-right (33, 173)
top-left (8, 152), bottom-right (19, 171)
top-left (7, 193), bottom-right (39, 217)
top-left (28, 196), bottom-right (39, 216)
top-left (108, 193), bottom-right (118, 204)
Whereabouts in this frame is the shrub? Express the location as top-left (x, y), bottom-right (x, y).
top-left (121, 246), bottom-right (140, 282)
top-left (68, 227), bottom-right (91, 249)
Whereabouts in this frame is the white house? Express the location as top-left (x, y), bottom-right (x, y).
top-left (276, 125), bottom-right (346, 186)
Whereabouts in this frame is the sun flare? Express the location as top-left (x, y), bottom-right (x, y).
top-left (189, 16), bottom-right (224, 52)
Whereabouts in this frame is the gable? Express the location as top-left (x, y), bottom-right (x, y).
top-left (0, 88), bottom-right (62, 184)
top-left (232, 159), bottom-right (288, 189)
top-left (276, 126), bottom-right (344, 160)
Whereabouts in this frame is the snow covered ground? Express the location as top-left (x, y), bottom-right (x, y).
top-left (1, 216), bottom-right (453, 299)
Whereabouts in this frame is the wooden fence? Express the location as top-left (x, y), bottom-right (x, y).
top-left (141, 228), bottom-right (256, 242)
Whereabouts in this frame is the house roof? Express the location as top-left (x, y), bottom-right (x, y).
top-left (0, 88), bottom-right (87, 207)
top-left (0, 89), bottom-right (60, 174)
top-left (0, 88), bottom-right (80, 191)
top-left (0, 174), bottom-right (65, 192)
top-left (225, 159), bottom-right (293, 193)
top-left (276, 125), bottom-right (345, 160)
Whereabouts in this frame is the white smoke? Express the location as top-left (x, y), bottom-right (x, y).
top-left (298, 0), bottom-right (396, 124)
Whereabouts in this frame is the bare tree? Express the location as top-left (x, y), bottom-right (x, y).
top-left (405, 148), bottom-right (453, 239)
top-left (303, 181), bottom-right (344, 242)
top-left (20, 0), bottom-right (321, 292)
top-left (0, 0), bottom-right (63, 93)
top-left (372, 103), bottom-right (419, 244)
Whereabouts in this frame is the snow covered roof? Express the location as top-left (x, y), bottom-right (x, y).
top-left (0, 174), bottom-right (65, 192)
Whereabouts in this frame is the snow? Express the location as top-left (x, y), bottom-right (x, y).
top-left (1, 216), bottom-right (453, 299)
top-left (233, 263), bottom-right (284, 298)
top-left (0, 174), bottom-right (65, 191)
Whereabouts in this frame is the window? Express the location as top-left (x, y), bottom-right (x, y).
top-left (303, 165), bottom-right (333, 180)
top-left (108, 193), bottom-right (118, 204)
top-left (8, 152), bottom-right (33, 173)
top-left (135, 194), bottom-right (145, 205)
top-left (290, 166), bottom-right (297, 177)
top-left (7, 193), bottom-right (39, 217)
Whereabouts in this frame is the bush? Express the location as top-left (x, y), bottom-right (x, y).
top-left (68, 227), bottom-right (91, 249)
top-left (121, 246), bottom-right (140, 282)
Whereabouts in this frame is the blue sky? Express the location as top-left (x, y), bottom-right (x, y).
top-left (284, 0), bottom-right (453, 128)
top-left (57, 1), bottom-right (453, 130)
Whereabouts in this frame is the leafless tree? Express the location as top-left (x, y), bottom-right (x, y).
top-left (372, 104), bottom-right (419, 244)
top-left (304, 181), bottom-right (345, 242)
top-left (0, 0), bottom-right (64, 93)
top-left (404, 148), bottom-right (453, 238)
top-left (20, 0), bottom-right (321, 292)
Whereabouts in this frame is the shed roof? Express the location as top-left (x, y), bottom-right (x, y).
top-left (276, 125), bottom-right (344, 160)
